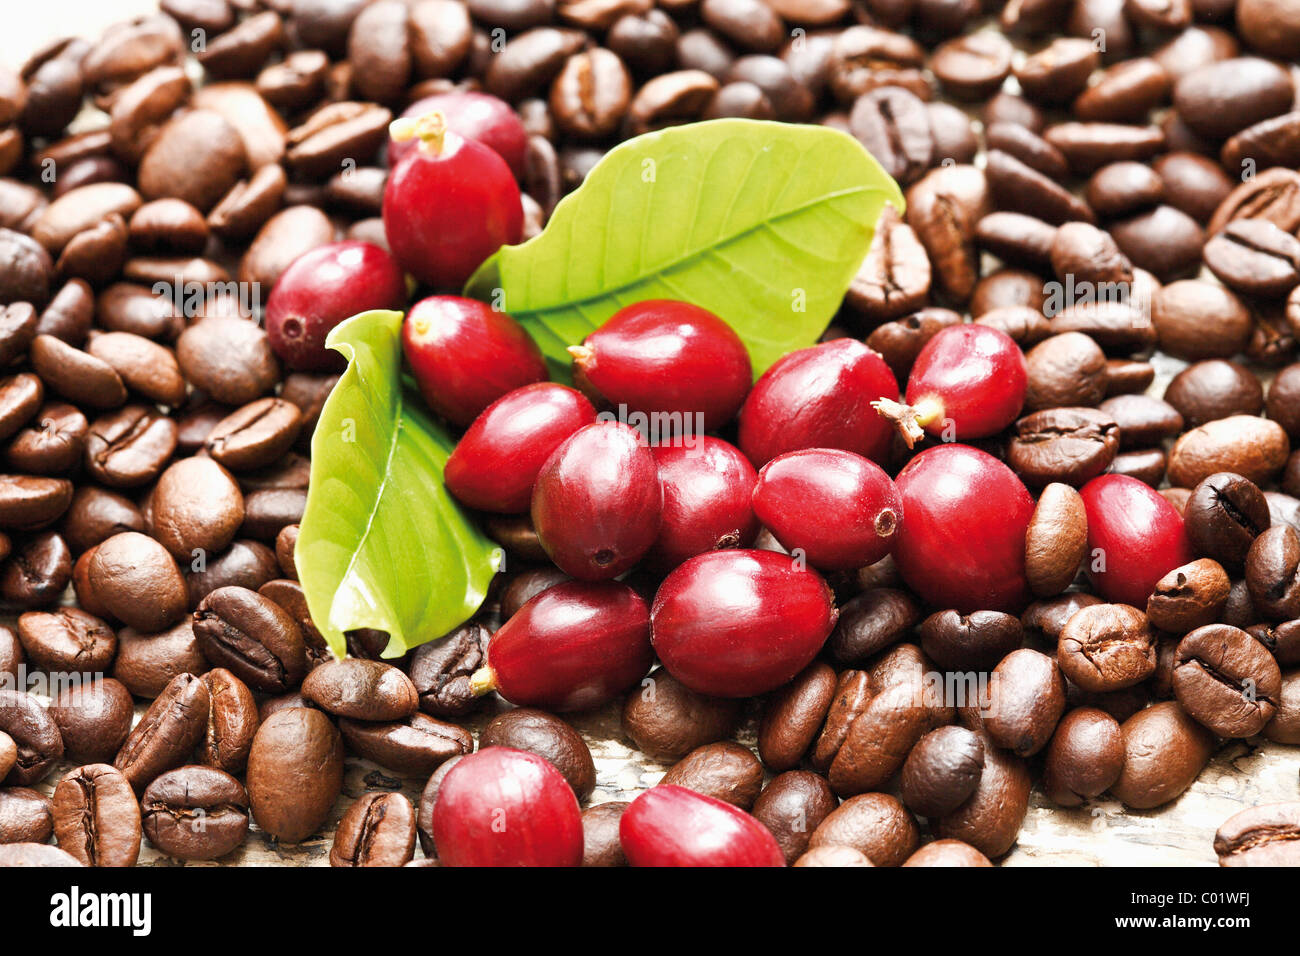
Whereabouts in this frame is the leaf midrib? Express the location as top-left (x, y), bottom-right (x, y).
top-left (508, 182), bottom-right (887, 316)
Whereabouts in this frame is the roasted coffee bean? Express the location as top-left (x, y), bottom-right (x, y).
top-left (1168, 416), bottom-right (1290, 489)
top-left (239, 488), bottom-right (307, 540)
top-left (1174, 57), bottom-right (1293, 142)
top-left (198, 668), bottom-right (258, 775)
top-left (274, 524), bottom-right (299, 580)
top-left (1268, 364), bottom-right (1300, 442)
top-left (581, 800), bottom-right (629, 867)
top-left (152, 457), bottom-right (245, 561)
top-left (193, 586), bottom-right (306, 693)
top-left (112, 621), bottom-right (206, 699)
top-left (485, 28), bottom-right (587, 103)
top-left (29, 335), bottom-right (127, 410)
top-left (141, 764), bottom-right (250, 861)
top-left (0, 787), bottom-right (53, 844)
top-left (1022, 593), bottom-right (1104, 646)
top-left (0, 729), bottom-right (14, 780)
top-left (338, 712), bottom-right (472, 776)
top-left (1058, 603), bottom-right (1156, 693)
top-left (905, 164), bottom-right (990, 303)
top-left (931, 716), bottom-right (1031, 859)
top-left (1042, 706), bottom-right (1123, 807)
top-left (52, 763), bottom-right (141, 866)
top-left (660, 741), bottom-right (764, 809)
top-left (1025, 483), bottom-right (1087, 598)
top-left (1223, 111), bottom-right (1300, 174)
top-left (1014, 37), bottom-right (1097, 105)
top-left (1173, 624), bottom-right (1280, 738)
top-left (0, 303), bottom-right (38, 365)
top-left (0, 474), bottom-right (72, 531)
top-left (1184, 474), bottom-right (1270, 572)
top-left (0, 531), bottom-right (72, 608)
top-left (115, 672), bottom-right (209, 792)
top-left (865, 308), bottom-right (962, 380)
top-left (625, 69), bottom-right (719, 135)
top-left (87, 531), bottom-right (187, 631)
top-left (0, 688), bottom-right (62, 786)
top-left (899, 725), bottom-right (983, 818)
top-left (1049, 222), bottom-right (1131, 289)
top-left (1104, 359), bottom-right (1155, 397)
top-left (1097, 395), bottom-right (1183, 451)
top-left (1111, 701), bottom-right (1216, 809)
top-left (177, 317), bottom-right (280, 406)
top-left (550, 49), bottom-right (632, 141)
top-left (1148, 559), bottom-right (1232, 634)
top-left (919, 609), bottom-right (1023, 671)
top-left (246, 707), bottom-right (343, 844)
top-left (848, 87), bottom-right (932, 187)
top-left (480, 707), bottom-right (595, 800)
top-left (751, 770), bottom-right (837, 865)
top-left (1164, 360), bottom-right (1264, 429)
top-left (622, 666), bottom-right (742, 761)
top-left (84, 405), bottom-right (178, 489)
top-left (1111, 447), bottom-right (1166, 486)
top-left (975, 212), bottom-right (1057, 268)
top-left (1247, 524), bottom-right (1300, 621)
top-left (188, 539), bottom-right (280, 607)
top-left (16, 607), bottom-right (115, 674)
top-left (7, 403), bottom-right (88, 475)
top-left (827, 588), bottom-right (921, 665)
top-left (85, 332), bottom-right (186, 408)
top-left (0, 375), bottom-right (44, 444)
top-left (1214, 802), bottom-right (1300, 867)
top-left (330, 790), bottom-right (416, 868)
top-left (929, 32), bottom-right (1012, 101)
top-left (843, 207), bottom-right (930, 326)
top-left (811, 669), bottom-right (871, 773)
top-left (1007, 408), bottom-right (1119, 491)
top-left (758, 661), bottom-right (836, 772)
top-left (809, 791), bottom-right (918, 867)
top-left (205, 398), bottom-right (302, 472)
top-left (1043, 122), bottom-right (1165, 175)
top-left (302, 659), bottom-right (417, 721)
top-left (407, 620), bottom-right (487, 719)
top-left (1208, 167), bottom-right (1300, 237)
top-left (1266, 670), bottom-right (1300, 744)
top-left (208, 164), bottom-right (287, 240)
top-left (1023, 333), bottom-right (1108, 412)
top-left (1204, 219), bottom-right (1300, 299)
top-left (987, 148), bottom-right (1095, 226)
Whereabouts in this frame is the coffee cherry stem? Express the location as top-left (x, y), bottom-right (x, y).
top-left (389, 110), bottom-right (448, 156)
top-left (872, 397), bottom-right (942, 448)
top-left (567, 345), bottom-right (594, 365)
top-left (468, 666), bottom-right (498, 697)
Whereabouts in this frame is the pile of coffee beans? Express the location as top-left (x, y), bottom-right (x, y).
top-left (1, 0), bottom-right (1300, 868)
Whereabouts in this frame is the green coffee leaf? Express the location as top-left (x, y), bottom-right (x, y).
top-left (466, 118), bottom-right (903, 374)
top-left (296, 309), bottom-right (503, 660)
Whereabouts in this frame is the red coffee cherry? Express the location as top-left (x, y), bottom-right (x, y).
top-left (432, 747), bottom-right (583, 867)
top-left (531, 421), bottom-right (662, 579)
top-left (471, 580), bottom-right (653, 712)
top-left (569, 300), bottom-right (752, 432)
top-left (382, 110), bottom-right (522, 289)
top-left (402, 295), bottom-right (548, 427)
top-left (737, 339), bottom-right (899, 468)
top-left (1080, 474), bottom-right (1195, 607)
top-left (445, 383), bottom-right (596, 513)
top-left (875, 324), bottom-right (1027, 446)
top-left (651, 549), bottom-right (838, 697)
top-left (389, 92), bottom-right (528, 180)
top-left (620, 785), bottom-right (785, 867)
top-left (752, 447), bottom-right (903, 571)
top-left (265, 241), bottom-right (408, 372)
top-left (893, 443), bottom-right (1036, 612)
top-left (646, 436), bottom-right (759, 573)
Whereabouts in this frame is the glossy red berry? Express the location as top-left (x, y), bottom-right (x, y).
top-left (531, 422), bottom-right (662, 579)
top-left (893, 443), bottom-right (1036, 613)
top-left (383, 111), bottom-right (523, 290)
top-left (646, 437), bottom-right (759, 573)
top-left (875, 324), bottom-right (1027, 446)
top-left (445, 384), bottom-right (596, 513)
top-left (736, 339), bottom-right (898, 468)
top-left (752, 448), bottom-right (902, 571)
top-left (432, 747), bottom-right (583, 867)
top-left (569, 300), bottom-right (752, 432)
top-left (620, 785), bottom-right (786, 867)
top-left (265, 241), bottom-right (408, 371)
top-left (390, 91), bottom-right (527, 180)
top-left (402, 295), bottom-right (548, 426)
top-left (1080, 474), bottom-right (1195, 607)
top-left (471, 580), bottom-right (652, 712)
top-left (651, 549), bottom-right (837, 698)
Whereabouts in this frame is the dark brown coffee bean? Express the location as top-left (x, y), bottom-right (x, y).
top-left (1204, 219), bottom-right (1300, 299)
top-left (115, 672), bottom-right (209, 792)
top-left (1111, 701), bottom-right (1216, 809)
top-left (751, 770), bottom-right (837, 864)
top-left (1098, 395), bottom-right (1184, 451)
top-left (899, 725), bottom-right (983, 818)
top-left (926, 101), bottom-right (977, 165)
top-left (826, 26), bottom-right (926, 105)
top-left (0, 303), bottom-right (37, 366)
top-left (7, 402), bottom-right (88, 475)
top-left (0, 786), bottom-right (52, 844)
top-left (865, 308), bottom-right (962, 380)
top-left (974, 213), bottom-right (1057, 271)
top-left (273, 524), bottom-right (298, 581)
top-left (52, 763), bottom-right (141, 866)
top-left (827, 588), bottom-right (921, 665)
top-left (758, 661), bottom-right (836, 772)
top-left (1043, 122), bottom-right (1166, 175)
top-left (29, 335), bottom-right (127, 410)
top-left (1074, 57), bottom-right (1170, 124)
top-left (0, 375), bottom-right (44, 444)
top-left (193, 668), bottom-right (258, 776)
top-left (1214, 802), bottom-right (1300, 866)
top-left (414, 752), bottom-right (462, 856)
top-left (849, 86), bottom-right (933, 187)
top-left (1209, 167), bottom-right (1300, 237)
top-left (85, 332), bottom-right (186, 407)
top-left (247, 707), bottom-right (343, 843)
top-left (1014, 37), bottom-right (1097, 105)
top-left (0, 531), bottom-right (72, 608)
top-left (239, 488), bottom-right (307, 540)
top-left (1025, 483), bottom-right (1088, 598)
top-left (0, 474), bottom-right (71, 530)
top-left (1024, 333), bottom-right (1108, 412)
top-left (809, 791), bottom-right (918, 867)
top-left (549, 49), bottom-right (632, 141)
top-left (480, 707), bottom-right (595, 800)
top-left (1058, 603), bottom-right (1156, 693)
top-left (338, 712), bottom-right (472, 775)
top-left (985, 648), bottom-right (1066, 757)
top-left (660, 741), bottom-right (764, 809)
top-left (929, 31), bottom-right (1011, 101)
top-left (580, 800), bottom-right (629, 867)
top-left (1172, 623), bottom-right (1280, 738)
top-left (205, 398), bottom-right (302, 473)
top-left (626, 69), bottom-right (719, 135)
top-left (843, 206), bottom-right (930, 326)
top-left (302, 658), bottom-right (417, 722)
top-left (827, 667), bottom-right (945, 797)
top-left (1164, 360), bottom-right (1263, 428)
top-left (188, 539), bottom-right (280, 607)
top-left (48, 677), bottom-right (133, 764)
top-left (1042, 706), bottom-right (1123, 806)
top-left (1174, 57), bottom-right (1294, 142)
top-left (919, 610), bottom-right (1023, 672)
top-left (329, 790), bottom-right (416, 867)
top-left (1184, 472), bottom-right (1270, 571)
top-left (485, 28), bottom-right (587, 103)
top-left (988, 149), bottom-right (1096, 226)
top-left (1246, 524), bottom-right (1300, 620)
top-left (87, 531), bottom-right (187, 631)
top-left (17, 607), bottom-right (115, 674)
top-left (141, 764), bottom-right (250, 861)
top-left (1148, 559), bottom-right (1232, 634)
top-left (1007, 407), bottom-right (1119, 490)
top-left (1168, 415), bottom-right (1290, 490)
top-left (905, 164), bottom-right (990, 303)
top-left (621, 666), bottom-right (741, 761)
top-left (408, 620), bottom-right (488, 719)
top-left (152, 458), bottom-right (246, 563)
top-left (84, 405), bottom-right (178, 489)
top-left (193, 585), bottom-right (306, 693)
top-left (0, 688), bottom-right (62, 786)
top-left (112, 621), bottom-right (207, 698)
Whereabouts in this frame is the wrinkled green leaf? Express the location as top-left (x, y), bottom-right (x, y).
top-left (466, 118), bottom-right (903, 374)
top-left (296, 310), bottom-right (503, 660)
